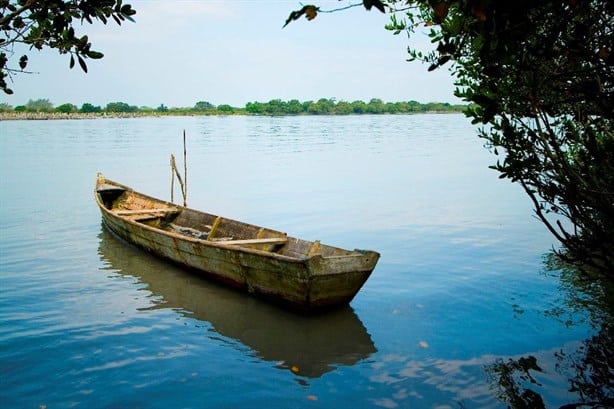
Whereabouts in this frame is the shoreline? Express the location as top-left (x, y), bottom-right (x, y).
top-left (0, 110), bottom-right (465, 121)
top-left (0, 112), bottom-right (201, 121)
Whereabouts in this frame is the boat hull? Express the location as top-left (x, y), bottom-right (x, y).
top-left (95, 174), bottom-right (379, 312)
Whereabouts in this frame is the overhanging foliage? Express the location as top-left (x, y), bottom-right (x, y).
top-left (0, 0), bottom-right (135, 94)
top-left (286, 1), bottom-right (614, 277)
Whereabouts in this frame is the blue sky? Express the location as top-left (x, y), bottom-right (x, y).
top-left (2, 0), bottom-right (460, 108)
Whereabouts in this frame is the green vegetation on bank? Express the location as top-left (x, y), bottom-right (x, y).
top-left (0, 98), bottom-right (466, 117)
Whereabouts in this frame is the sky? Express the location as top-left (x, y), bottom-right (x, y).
top-left (1, 0), bottom-right (461, 109)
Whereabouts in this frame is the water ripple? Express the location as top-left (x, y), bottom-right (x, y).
top-left (0, 115), bottom-right (591, 408)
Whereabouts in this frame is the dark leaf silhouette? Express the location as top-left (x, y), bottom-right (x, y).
top-left (363, 0), bottom-right (386, 13)
top-left (283, 5), bottom-right (320, 27)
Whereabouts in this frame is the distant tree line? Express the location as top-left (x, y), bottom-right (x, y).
top-left (0, 98), bottom-right (466, 116)
top-left (244, 98), bottom-right (463, 114)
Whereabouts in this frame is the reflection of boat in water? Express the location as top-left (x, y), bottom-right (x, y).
top-left (97, 228), bottom-right (377, 378)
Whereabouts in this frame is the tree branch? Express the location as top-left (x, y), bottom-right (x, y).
top-left (318, 3), bottom-right (363, 13)
top-left (0, 0), bottom-right (35, 27)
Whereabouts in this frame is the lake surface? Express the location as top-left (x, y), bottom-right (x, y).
top-left (0, 114), bottom-right (593, 408)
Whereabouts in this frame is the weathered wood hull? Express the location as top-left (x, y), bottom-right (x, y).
top-left (95, 174), bottom-right (379, 312)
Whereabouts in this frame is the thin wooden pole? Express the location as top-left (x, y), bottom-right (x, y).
top-left (171, 154), bottom-right (182, 203)
top-left (169, 132), bottom-right (188, 206)
top-left (170, 154), bottom-right (186, 206)
top-left (183, 130), bottom-right (187, 207)
top-left (170, 154), bottom-right (175, 203)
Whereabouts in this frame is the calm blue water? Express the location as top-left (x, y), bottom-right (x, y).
top-left (0, 114), bottom-right (591, 408)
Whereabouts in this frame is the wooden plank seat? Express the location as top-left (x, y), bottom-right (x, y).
top-left (115, 208), bottom-right (180, 222)
top-left (114, 208), bottom-right (180, 216)
top-left (216, 237), bottom-right (288, 246)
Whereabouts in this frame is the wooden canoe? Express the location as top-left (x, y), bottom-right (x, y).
top-left (95, 173), bottom-right (379, 312)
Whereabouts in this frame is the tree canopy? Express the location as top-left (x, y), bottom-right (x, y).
top-left (286, 1), bottom-right (614, 278)
top-left (0, 0), bottom-right (136, 94)
top-left (0, 97), bottom-right (465, 116)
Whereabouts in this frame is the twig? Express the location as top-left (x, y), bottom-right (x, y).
top-left (170, 154), bottom-right (186, 206)
top-left (318, 3), bottom-right (363, 13)
top-left (0, 0), bottom-right (35, 27)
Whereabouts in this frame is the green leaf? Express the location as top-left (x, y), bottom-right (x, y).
top-left (19, 55), bottom-right (28, 70)
top-left (77, 55), bottom-right (88, 73)
top-left (78, 35), bottom-right (89, 49)
top-left (87, 51), bottom-right (104, 59)
top-left (121, 4), bottom-right (136, 15)
top-left (13, 16), bottom-right (25, 29)
top-left (437, 55), bottom-right (451, 66)
top-left (70, 55), bottom-right (75, 69)
top-left (363, 0), bottom-right (385, 13)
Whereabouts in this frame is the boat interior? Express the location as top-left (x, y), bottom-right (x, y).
top-left (97, 183), bottom-right (355, 258)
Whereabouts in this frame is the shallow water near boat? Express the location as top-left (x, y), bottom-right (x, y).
top-left (0, 114), bottom-right (594, 407)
